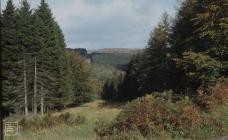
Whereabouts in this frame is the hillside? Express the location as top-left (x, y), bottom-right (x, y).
top-left (88, 48), bottom-right (143, 54)
top-left (91, 63), bottom-right (124, 82)
top-left (91, 53), bottom-right (131, 66)
top-left (67, 48), bottom-right (140, 71)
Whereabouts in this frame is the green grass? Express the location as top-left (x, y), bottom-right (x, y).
top-left (4, 101), bottom-right (228, 140)
top-left (5, 100), bottom-right (122, 140)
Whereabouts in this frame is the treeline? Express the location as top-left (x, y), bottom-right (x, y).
top-left (1, 0), bottom-right (98, 116)
top-left (102, 0), bottom-right (228, 101)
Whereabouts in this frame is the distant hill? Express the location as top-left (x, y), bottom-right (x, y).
top-left (90, 53), bottom-right (132, 70)
top-left (67, 48), bottom-right (144, 71)
top-left (67, 48), bottom-right (88, 57)
top-left (88, 48), bottom-right (143, 54)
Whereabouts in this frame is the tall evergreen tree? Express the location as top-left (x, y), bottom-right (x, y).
top-left (53, 22), bottom-right (73, 107)
top-left (140, 13), bottom-right (172, 93)
top-left (169, 0), bottom-right (226, 94)
top-left (2, 0), bottom-right (24, 114)
top-left (33, 0), bottom-right (73, 110)
top-left (120, 53), bottom-right (145, 101)
top-left (170, 0), bottom-right (210, 56)
top-left (34, 0), bottom-right (61, 110)
top-left (17, 0), bottom-right (33, 115)
top-left (194, 0), bottom-right (228, 76)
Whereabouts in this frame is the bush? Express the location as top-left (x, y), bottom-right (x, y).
top-left (196, 80), bottom-right (228, 110)
top-left (20, 112), bottom-right (86, 131)
top-left (95, 94), bottom-right (224, 139)
top-left (96, 130), bottom-right (145, 140)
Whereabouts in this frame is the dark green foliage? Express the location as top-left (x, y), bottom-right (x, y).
top-left (170, 0), bottom-right (204, 55)
top-left (193, 0), bottom-right (228, 76)
top-left (120, 53), bottom-right (145, 101)
top-left (101, 72), bottom-right (124, 101)
top-left (2, 0), bottom-right (24, 114)
top-left (35, 0), bottom-right (65, 109)
top-left (113, 0), bottom-right (227, 102)
top-left (139, 13), bottom-right (172, 93)
top-left (169, 0), bottom-right (227, 94)
top-left (1, 0), bottom-right (95, 116)
top-left (119, 13), bottom-right (173, 101)
top-left (91, 53), bottom-right (131, 67)
top-left (176, 52), bottom-right (221, 94)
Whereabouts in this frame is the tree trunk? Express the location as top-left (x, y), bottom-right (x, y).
top-left (24, 56), bottom-right (29, 116)
top-left (34, 56), bottom-right (37, 115)
top-left (40, 84), bottom-right (44, 116)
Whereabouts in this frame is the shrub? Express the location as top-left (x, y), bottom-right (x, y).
top-left (96, 130), bottom-right (145, 140)
top-left (196, 80), bottom-right (228, 110)
top-left (95, 94), bottom-right (224, 139)
top-left (20, 112), bottom-right (86, 131)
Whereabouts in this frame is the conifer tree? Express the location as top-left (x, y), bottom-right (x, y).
top-left (34, 0), bottom-right (62, 110)
top-left (140, 13), bottom-right (171, 93)
top-left (194, 0), bottom-right (228, 76)
top-left (2, 0), bottom-right (24, 114)
top-left (17, 0), bottom-right (33, 115)
top-left (120, 53), bottom-right (145, 101)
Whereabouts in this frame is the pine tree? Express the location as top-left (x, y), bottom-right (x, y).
top-left (140, 13), bottom-right (171, 93)
top-left (53, 22), bottom-right (73, 107)
top-left (194, 0), bottom-right (228, 76)
top-left (170, 0), bottom-right (205, 55)
top-left (120, 53), bottom-right (145, 101)
top-left (34, 0), bottom-right (63, 110)
top-left (1, 0), bottom-right (84, 116)
top-left (2, 0), bottom-right (24, 114)
top-left (17, 0), bottom-right (33, 115)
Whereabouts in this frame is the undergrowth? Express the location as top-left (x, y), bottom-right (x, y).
top-left (19, 112), bottom-right (86, 131)
top-left (95, 91), bottom-right (227, 140)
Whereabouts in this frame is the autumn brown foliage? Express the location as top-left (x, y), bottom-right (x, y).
top-left (95, 94), bottom-right (224, 139)
top-left (197, 81), bottom-right (228, 110)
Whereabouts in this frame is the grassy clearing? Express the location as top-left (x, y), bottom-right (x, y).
top-left (5, 100), bottom-right (122, 140)
top-left (4, 100), bottom-right (228, 140)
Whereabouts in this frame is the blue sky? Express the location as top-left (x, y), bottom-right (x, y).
top-left (1, 0), bottom-right (177, 50)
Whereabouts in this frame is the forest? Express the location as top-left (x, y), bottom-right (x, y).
top-left (1, 0), bottom-right (228, 140)
top-left (1, 0), bottom-right (100, 117)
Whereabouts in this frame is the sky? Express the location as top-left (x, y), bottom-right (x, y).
top-left (1, 0), bottom-right (178, 50)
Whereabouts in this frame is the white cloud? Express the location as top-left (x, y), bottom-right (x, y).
top-left (2, 0), bottom-right (177, 49)
top-left (52, 0), bottom-right (177, 49)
